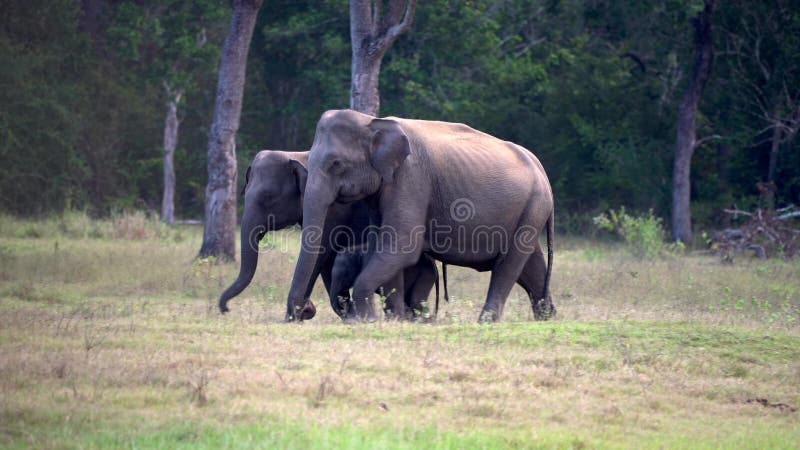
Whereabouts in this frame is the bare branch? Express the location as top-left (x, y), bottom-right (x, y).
top-left (746, 134), bottom-right (780, 148)
top-left (381, 0), bottom-right (416, 43)
top-left (754, 121), bottom-right (784, 137)
top-left (778, 211), bottom-right (800, 221)
top-left (513, 37), bottom-right (546, 58)
top-left (621, 52), bottom-right (647, 73)
top-left (723, 208), bottom-right (753, 218)
top-left (753, 35), bottom-right (771, 81)
top-left (162, 81), bottom-right (183, 104)
top-left (694, 134), bottom-right (722, 148)
top-left (371, 0), bottom-right (380, 36)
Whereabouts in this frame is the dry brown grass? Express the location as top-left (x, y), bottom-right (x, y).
top-left (0, 219), bottom-right (798, 448)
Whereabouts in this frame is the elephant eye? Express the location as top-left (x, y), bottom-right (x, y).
top-left (328, 159), bottom-right (345, 174)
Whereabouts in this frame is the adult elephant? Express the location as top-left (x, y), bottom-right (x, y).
top-left (218, 150), bottom-right (439, 320)
top-left (285, 110), bottom-right (554, 323)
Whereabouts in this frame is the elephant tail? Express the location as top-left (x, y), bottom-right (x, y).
top-left (433, 259), bottom-right (440, 318)
top-left (544, 209), bottom-right (554, 301)
top-left (442, 262), bottom-right (449, 302)
top-left (433, 262), bottom-right (450, 320)
top-left (429, 257), bottom-right (447, 319)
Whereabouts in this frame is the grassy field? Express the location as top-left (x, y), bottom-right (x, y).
top-left (1, 212), bottom-right (798, 449)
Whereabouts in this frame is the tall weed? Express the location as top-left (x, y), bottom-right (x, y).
top-left (0, 210), bottom-right (182, 241)
top-left (593, 207), bottom-right (680, 259)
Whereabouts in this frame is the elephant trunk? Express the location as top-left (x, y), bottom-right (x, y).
top-left (285, 180), bottom-right (336, 321)
top-left (219, 206), bottom-right (265, 313)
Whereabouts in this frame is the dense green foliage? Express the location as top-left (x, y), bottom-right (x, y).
top-left (1, 0), bottom-right (798, 233)
top-left (593, 207), bottom-right (676, 259)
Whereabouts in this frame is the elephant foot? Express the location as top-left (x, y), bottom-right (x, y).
top-left (342, 316), bottom-right (357, 324)
top-left (404, 305), bottom-right (433, 323)
top-left (382, 309), bottom-right (407, 322)
top-left (300, 300), bottom-right (317, 320)
top-left (334, 297), bottom-right (353, 319)
top-left (478, 308), bottom-right (500, 324)
top-left (285, 300), bottom-right (317, 322)
top-left (343, 305), bottom-right (378, 324)
top-left (532, 297), bottom-right (556, 321)
top-left (346, 297), bottom-right (377, 323)
top-left (342, 314), bottom-right (377, 324)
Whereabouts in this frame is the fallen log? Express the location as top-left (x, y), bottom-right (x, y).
top-left (711, 206), bottom-right (799, 260)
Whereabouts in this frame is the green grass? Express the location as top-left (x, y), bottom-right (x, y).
top-left (0, 213), bottom-right (798, 449)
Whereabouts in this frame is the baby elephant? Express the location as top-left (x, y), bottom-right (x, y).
top-left (330, 244), bottom-right (444, 320)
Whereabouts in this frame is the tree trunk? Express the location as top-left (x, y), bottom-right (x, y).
top-left (161, 88), bottom-right (182, 224)
top-left (351, 53), bottom-right (383, 117)
top-left (349, 0), bottom-right (416, 116)
top-left (767, 120), bottom-right (782, 184)
top-left (716, 143), bottom-right (731, 227)
top-left (671, 0), bottom-right (715, 244)
top-left (199, 0), bottom-right (263, 261)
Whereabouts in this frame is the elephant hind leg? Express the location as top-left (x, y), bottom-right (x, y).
top-left (404, 258), bottom-right (437, 319)
top-left (479, 248), bottom-right (533, 323)
top-left (516, 245), bottom-right (556, 321)
top-left (380, 271), bottom-right (406, 321)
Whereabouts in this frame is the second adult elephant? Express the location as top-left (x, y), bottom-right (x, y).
top-left (285, 110), bottom-right (555, 323)
top-left (217, 150), bottom-right (440, 320)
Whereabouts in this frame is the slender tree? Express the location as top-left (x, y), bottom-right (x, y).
top-left (349, 0), bottom-right (416, 116)
top-left (199, 0), bottom-right (263, 260)
top-left (109, 1), bottom-right (223, 223)
top-left (161, 84), bottom-right (182, 224)
top-left (671, 0), bottom-right (715, 244)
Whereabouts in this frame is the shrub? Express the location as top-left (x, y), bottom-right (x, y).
top-left (112, 210), bottom-right (159, 240)
top-left (593, 208), bottom-right (676, 259)
top-left (59, 211), bottom-right (105, 239)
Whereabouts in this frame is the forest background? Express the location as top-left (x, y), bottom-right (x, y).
top-left (2, 0), bottom-right (798, 237)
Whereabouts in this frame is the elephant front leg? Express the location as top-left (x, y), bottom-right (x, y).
top-left (350, 252), bottom-right (413, 322)
top-left (348, 270), bottom-right (378, 322)
top-left (286, 252), bottom-right (331, 321)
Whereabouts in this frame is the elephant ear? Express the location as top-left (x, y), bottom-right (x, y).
top-left (240, 165), bottom-right (252, 196)
top-left (289, 159), bottom-right (308, 195)
top-left (368, 118), bottom-right (410, 184)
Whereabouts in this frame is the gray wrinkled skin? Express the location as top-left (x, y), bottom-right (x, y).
top-left (219, 150), bottom-right (440, 321)
top-left (286, 110), bottom-right (555, 323)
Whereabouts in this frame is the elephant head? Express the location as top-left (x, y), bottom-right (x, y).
top-left (219, 150), bottom-right (308, 313)
top-left (285, 110), bottom-right (409, 320)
